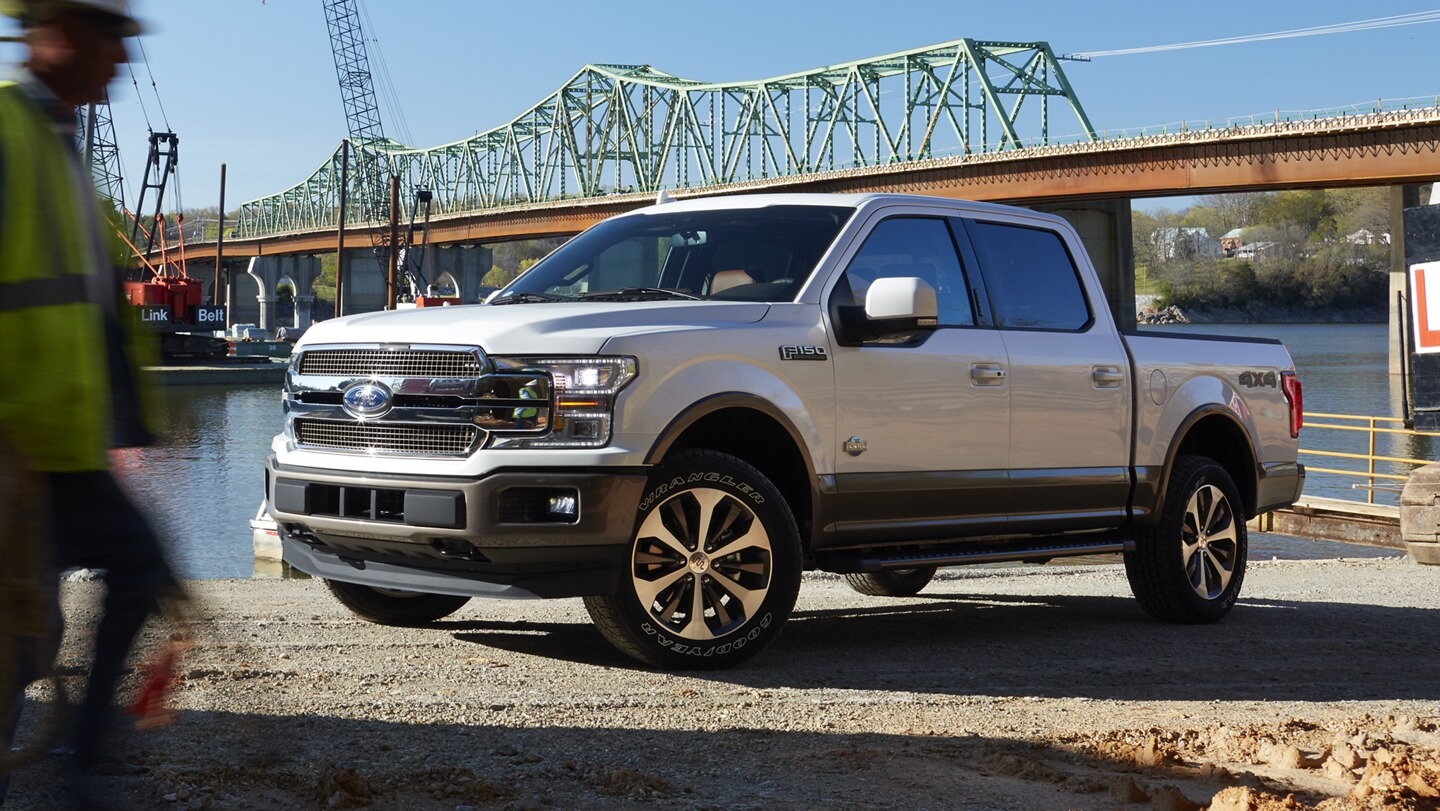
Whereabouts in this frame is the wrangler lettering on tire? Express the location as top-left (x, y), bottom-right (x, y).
top-left (584, 449), bottom-right (801, 669)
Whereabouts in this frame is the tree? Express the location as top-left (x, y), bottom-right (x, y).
top-left (1257, 190), bottom-right (1336, 237)
top-left (1194, 192), bottom-right (1267, 235)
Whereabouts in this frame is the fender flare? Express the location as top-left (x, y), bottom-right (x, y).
top-left (1146, 404), bottom-right (1260, 520)
top-left (644, 392), bottom-right (824, 538)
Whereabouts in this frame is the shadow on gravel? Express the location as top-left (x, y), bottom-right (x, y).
top-left (440, 619), bottom-right (634, 669)
top-left (2, 702), bottom-right (1376, 811)
top-left (436, 591), bottom-right (1440, 703)
top-left (710, 592), bottom-right (1440, 702)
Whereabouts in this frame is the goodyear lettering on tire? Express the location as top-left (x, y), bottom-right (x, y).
top-left (640, 614), bottom-right (773, 657)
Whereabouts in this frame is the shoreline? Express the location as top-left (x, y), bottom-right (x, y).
top-left (1135, 295), bottom-right (1386, 325)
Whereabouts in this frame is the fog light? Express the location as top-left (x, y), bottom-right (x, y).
top-left (567, 419), bottom-right (601, 440)
top-left (547, 493), bottom-right (578, 519)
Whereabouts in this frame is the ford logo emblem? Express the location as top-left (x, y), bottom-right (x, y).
top-left (342, 382), bottom-right (393, 418)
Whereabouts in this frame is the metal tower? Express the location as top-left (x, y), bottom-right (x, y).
top-left (321, 0), bottom-right (397, 226)
top-left (78, 99), bottom-right (126, 212)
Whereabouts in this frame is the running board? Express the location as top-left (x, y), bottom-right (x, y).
top-left (817, 539), bottom-right (1135, 574)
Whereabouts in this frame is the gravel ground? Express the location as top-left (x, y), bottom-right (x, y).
top-left (6, 554), bottom-right (1440, 810)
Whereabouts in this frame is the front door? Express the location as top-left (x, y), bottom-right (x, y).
top-left (829, 214), bottom-right (1010, 544)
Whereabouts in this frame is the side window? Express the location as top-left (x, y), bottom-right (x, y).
top-left (841, 217), bottom-right (974, 327)
top-left (966, 221), bottom-right (1091, 331)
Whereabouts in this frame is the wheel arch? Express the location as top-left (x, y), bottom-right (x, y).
top-left (645, 393), bottom-right (819, 551)
top-left (1155, 406), bottom-right (1260, 519)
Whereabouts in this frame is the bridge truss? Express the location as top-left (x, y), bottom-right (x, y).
top-left (239, 37), bottom-right (1095, 238)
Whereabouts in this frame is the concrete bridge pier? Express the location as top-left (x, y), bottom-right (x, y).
top-left (1029, 199), bottom-right (1135, 331)
top-left (420, 244), bottom-right (494, 302)
top-left (245, 255), bottom-right (324, 334)
top-left (338, 248), bottom-right (389, 315)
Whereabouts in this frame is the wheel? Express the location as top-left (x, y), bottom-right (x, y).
top-left (325, 580), bottom-right (470, 626)
top-left (1124, 455), bottom-right (1247, 623)
top-left (583, 449), bottom-right (802, 669)
top-left (843, 566), bottom-right (937, 597)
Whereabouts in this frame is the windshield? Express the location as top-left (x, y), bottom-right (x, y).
top-left (494, 205), bottom-right (853, 303)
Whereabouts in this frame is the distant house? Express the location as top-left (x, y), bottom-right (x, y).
top-left (1234, 241), bottom-right (1277, 261)
top-left (1154, 227), bottom-right (1223, 260)
top-left (1345, 228), bottom-right (1390, 246)
top-left (1220, 228), bottom-right (1248, 257)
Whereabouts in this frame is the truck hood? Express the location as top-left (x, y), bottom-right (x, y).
top-left (297, 301), bottom-right (771, 355)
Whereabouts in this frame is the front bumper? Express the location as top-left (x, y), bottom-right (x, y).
top-left (266, 456), bottom-right (647, 598)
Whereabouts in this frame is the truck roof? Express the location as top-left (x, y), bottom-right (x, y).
top-left (627, 191), bottom-right (1055, 222)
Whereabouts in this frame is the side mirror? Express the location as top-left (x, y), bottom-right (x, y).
top-left (833, 277), bottom-right (939, 345)
top-left (865, 277), bottom-right (938, 322)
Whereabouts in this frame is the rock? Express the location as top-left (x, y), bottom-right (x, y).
top-left (1149, 785), bottom-right (1201, 811)
top-left (1205, 786), bottom-right (1259, 811)
top-left (1328, 744), bottom-right (1362, 770)
top-left (1110, 776), bottom-right (1149, 802)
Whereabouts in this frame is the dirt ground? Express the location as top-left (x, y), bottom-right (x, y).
top-left (5, 555), bottom-right (1440, 810)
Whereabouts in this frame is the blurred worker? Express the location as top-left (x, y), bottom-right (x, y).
top-left (0, 0), bottom-right (178, 806)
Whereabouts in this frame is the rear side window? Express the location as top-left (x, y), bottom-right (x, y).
top-left (966, 221), bottom-right (1090, 331)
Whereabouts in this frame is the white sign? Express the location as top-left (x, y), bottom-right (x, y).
top-left (1411, 262), bottom-right (1440, 354)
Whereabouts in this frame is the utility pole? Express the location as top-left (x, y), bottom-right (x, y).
top-left (387, 174), bottom-right (399, 309)
top-left (336, 140), bottom-right (349, 317)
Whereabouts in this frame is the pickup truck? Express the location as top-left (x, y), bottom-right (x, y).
top-left (264, 192), bottom-right (1305, 669)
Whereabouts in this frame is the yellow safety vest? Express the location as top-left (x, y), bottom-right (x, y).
top-left (0, 81), bottom-right (157, 472)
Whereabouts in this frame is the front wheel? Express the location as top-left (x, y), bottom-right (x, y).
top-left (1124, 455), bottom-right (1247, 623)
top-left (326, 580), bottom-right (471, 626)
top-left (584, 449), bottom-right (802, 669)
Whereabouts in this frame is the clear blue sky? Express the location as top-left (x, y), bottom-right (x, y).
top-left (4, 0), bottom-right (1439, 213)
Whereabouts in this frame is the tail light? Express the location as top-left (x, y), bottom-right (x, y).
top-left (1281, 370), bottom-right (1302, 439)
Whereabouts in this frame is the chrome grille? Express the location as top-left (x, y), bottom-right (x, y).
top-left (298, 349), bottom-right (482, 378)
top-left (295, 419), bottom-right (480, 455)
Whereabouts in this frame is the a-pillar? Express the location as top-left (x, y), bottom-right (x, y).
top-left (1029, 199), bottom-right (1136, 332)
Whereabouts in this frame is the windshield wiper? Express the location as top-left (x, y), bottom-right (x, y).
top-left (488, 291), bottom-right (567, 305)
top-left (579, 287), bottom-right (700, 301)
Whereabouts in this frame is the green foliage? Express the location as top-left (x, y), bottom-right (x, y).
top-left (1138, 187), bottom-right (1391, 315)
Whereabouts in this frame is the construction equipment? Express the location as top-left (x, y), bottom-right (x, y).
top-left (320, 0), bottom-right (436, 305)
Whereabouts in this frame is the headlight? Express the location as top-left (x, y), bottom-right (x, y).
top-left (488, 356), bottom-right (637, 448)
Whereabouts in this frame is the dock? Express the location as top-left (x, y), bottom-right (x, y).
top-left (145, 359), bottom-right (287, 386)
top-left (1252, 496), bottom-right (1402, 550)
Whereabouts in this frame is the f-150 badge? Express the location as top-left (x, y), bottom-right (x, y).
top-left (779, 345), bottom-right (828, 361)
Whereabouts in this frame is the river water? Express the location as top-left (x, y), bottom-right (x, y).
top-left (126, 322), bottom-right (1407, 579)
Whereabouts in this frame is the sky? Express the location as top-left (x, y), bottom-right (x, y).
top-left (3, 0), bottom-right (1440, 215)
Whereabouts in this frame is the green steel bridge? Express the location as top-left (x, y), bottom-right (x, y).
top-left (236, 38), bottom-right (1095, 238)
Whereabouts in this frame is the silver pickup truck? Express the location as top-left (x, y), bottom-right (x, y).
top-left (264, 192), bottom-right (1304, 668)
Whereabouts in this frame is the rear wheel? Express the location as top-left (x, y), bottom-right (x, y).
top-left (326, 580), bottom-right (470, 626)
top-left (584, 449), bottom-right (801, 669)
top-left (843, 566), bottom-right (937, 597)
top-left (1125, 455), bottom-right (1247, 623)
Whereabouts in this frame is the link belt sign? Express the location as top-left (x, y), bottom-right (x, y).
top-left (1412, 261), bottom-right (1440, 353)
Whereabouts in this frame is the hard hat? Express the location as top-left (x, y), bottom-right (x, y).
top-left (0, 0), bottom-right (144, 36)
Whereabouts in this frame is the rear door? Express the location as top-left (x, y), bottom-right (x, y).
top-left (827, 210), bottom-right (1011, 544)
top-left (957, 217), bottom-right (1132, 532)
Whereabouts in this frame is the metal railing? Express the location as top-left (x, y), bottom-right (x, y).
top-left (1299, 412), bottom-right (1440, 504)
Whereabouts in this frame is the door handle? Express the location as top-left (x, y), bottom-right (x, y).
top-left (971, 363), bottom-right (1006, 386)
top-left (1092, 366), bottom-right (1124, 388)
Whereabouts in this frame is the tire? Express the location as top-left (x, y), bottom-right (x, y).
top-left (325, 580), bottom-right (470, 626)
top-left (843, 566), bottom-right (937, 597)
top-left (583, 449), bottom-right (802, 669)
top-left (1124, 455), bottom-right (1247, 623)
